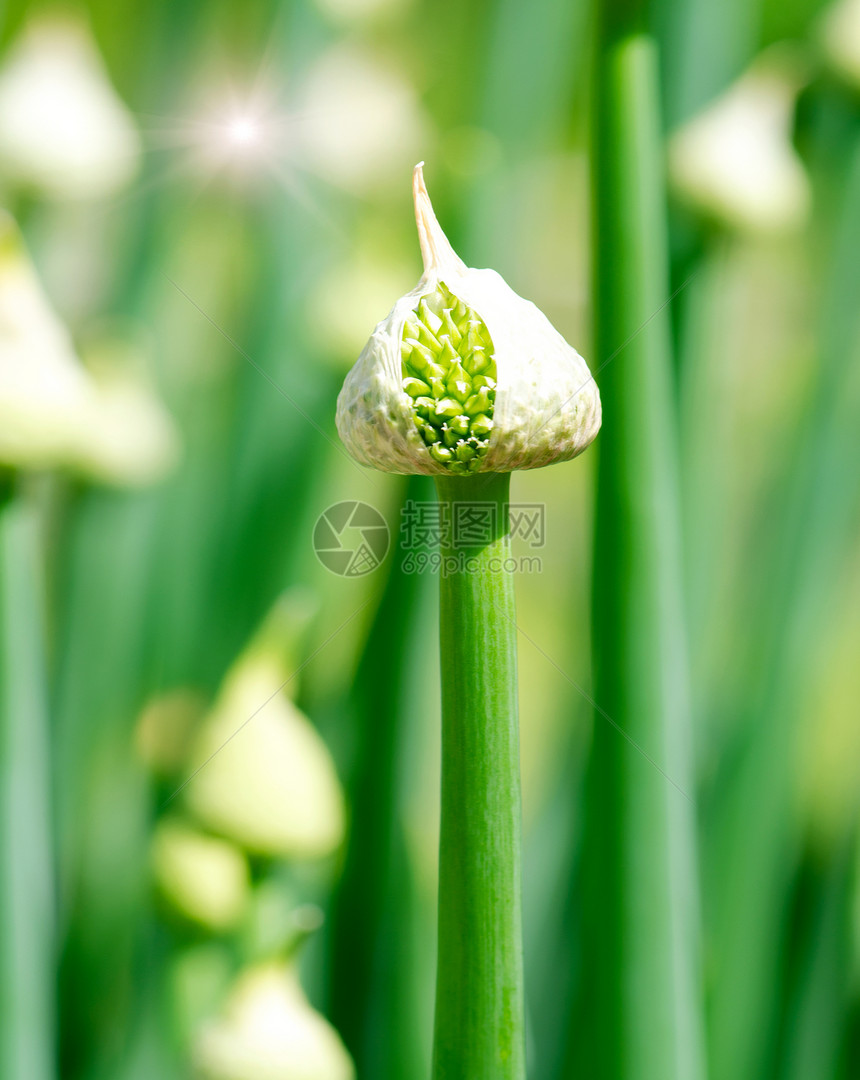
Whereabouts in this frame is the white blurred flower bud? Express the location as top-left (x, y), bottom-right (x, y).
top-left (668, 56), bottom-right (811, 234)
top-left (296, 46), bottom-right (428, 193)
top-left (0, 212), bottom-right (94, 466)
top-left (0, 14), bottom-right (141, 201)
top-left (153, 820), bottom-right (249, 931)
top-left (185, 611), bottom-right (345, 859)
top-left (336, 164), bottom-right (601, 475)
top-left (193, 962), bottom-right (354, 1080)
top-left (71, 337), bottom-right (180, 485)
top-left (820, 0), bottom-right (860, 88)
top-left (0, 213), bottom-right (177, 482)
top-left (314, 0), bottom-right (411, 25)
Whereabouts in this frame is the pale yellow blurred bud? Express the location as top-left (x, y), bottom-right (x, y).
top-left (185, 608), bottom-right (345, 859)
top-left (193, 962), bottom-right (354, 1080)
top-left (820, 0), bottom-right (860, 88)
top-left (135, 689), bottom-right (206, 776)
top-left (152, 820), bottom-right (250, 931)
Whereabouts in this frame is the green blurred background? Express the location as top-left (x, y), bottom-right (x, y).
top-left (0, 0), bottom-right (859, 1078)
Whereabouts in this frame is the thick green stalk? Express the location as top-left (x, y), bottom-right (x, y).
top-left (571, 34), bottom-right (705, 1080)
top-left (432, 471), bottom-right (525, 1080)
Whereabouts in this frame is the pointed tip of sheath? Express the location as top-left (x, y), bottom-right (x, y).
top-left (412, 162), bottom-right (467, 277)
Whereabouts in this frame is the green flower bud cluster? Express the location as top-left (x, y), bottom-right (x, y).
top-left (400, 281), bottom-right (496, 475)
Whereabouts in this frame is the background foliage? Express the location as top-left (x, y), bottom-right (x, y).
top-left (1, 0), bottom-right (859, 1077)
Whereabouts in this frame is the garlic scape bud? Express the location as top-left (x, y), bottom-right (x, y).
top-left (336, 164), bottom-right (601, 475)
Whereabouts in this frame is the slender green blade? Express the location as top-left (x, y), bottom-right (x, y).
top-left (571, 34), bottom-right (706, 1080)
top-left (326, 475), bottom-right (434, 1080)
top-left (779, 831), bottom-right (858, 1080)
top-left (0, 493), bottom-right (56, 1080)
top-left (705, 138), bottom-right (860, 1080)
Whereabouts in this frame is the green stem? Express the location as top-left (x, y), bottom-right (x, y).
top-left (570, 33), bottom-right (706, 1080)
top-left (432, 471), bottom-right (525, 1080)
top-left (0, 489), bottom-right (56, 1080)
